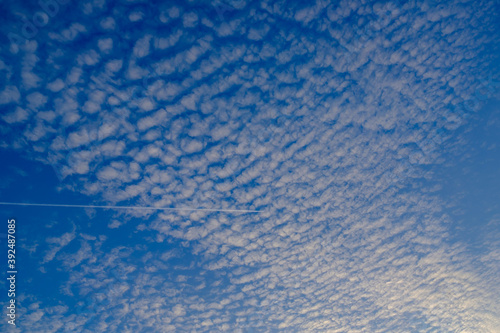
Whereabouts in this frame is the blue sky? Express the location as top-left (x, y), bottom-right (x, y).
top-left (0, 0), bottom-right (499, 332)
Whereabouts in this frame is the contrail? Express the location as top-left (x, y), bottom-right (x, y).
top-left (0, 202), bottom-right (261, 213)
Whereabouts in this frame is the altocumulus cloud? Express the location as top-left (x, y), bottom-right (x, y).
top-left (0, 0), bottom-right (499, 332)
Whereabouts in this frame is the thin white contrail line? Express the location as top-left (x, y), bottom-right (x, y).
top-left (0, 202), bottom-right (261, 213)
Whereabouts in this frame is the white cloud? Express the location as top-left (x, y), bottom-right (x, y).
top-left (105, 59), bottom-right (123, 72)
top-left (1, 0), bottom-right (499, 332)
top-left (100, 17), bottom-right (116, 30)
top-left (98, 38), bottom-right (113, 53)
top-left (183, 12), bottom-right (199, 28)
top-left (78, 49), bottom-right (100, 66)
top-left (129, 11), bottom-right (144, 22)
top-left (44, 231), bottom-right (76, 263)
top-left (168, 6), bottom-right (181, 18)
top-left (247, 24), bottom-right (270, 41)
top-left (48, 23), bottom-right (87, 42)
top-left (0, 86), bottom-right (20, 104)
top-left (133, 35), bottom-right (152, 58)
top-left (154, 30), bottom-right (183, 50)
top-left (2, 107), bottom-right (29, 124)
top-left (47, 79), bottom-right (65, 92)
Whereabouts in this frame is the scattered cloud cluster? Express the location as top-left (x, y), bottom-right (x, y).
top-left (0, 0), bottom-right (499, 332)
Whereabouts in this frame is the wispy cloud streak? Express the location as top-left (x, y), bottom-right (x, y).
top-left (0, 202), bottom-right (260, 213)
